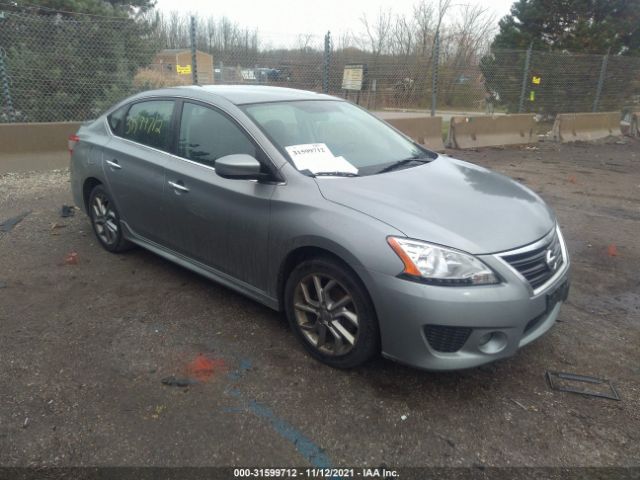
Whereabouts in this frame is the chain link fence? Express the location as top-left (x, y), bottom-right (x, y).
top-left (1, 5), bottom-right (640, 123)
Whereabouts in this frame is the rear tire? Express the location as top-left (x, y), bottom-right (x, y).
top-left (284, 256), bottom-right (379, 368)
top-left (88, 184), bottom-right (133, 253)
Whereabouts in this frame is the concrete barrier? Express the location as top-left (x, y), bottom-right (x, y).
top-left (447, 114), bottom-right (536, 149)
top-left (0, 122), bottom-right (82, 173)
top-left (0, 121), bottom-right (82, 154)
top-left (551, 112), bottom-right (621, 142)
top-left (375, 113), bottom-right (445, 152)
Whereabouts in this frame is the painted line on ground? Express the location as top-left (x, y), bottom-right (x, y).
top-left (225, 357), bottom-right (333, 468)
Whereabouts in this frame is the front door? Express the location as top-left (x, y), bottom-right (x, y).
top-left (162, 101), bottom-right (275, 291)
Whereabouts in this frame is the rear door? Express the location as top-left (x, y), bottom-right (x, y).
top-left (103, 99), bottom-right (176, 244)
top-left (162, 100), bottom-right (276, 291)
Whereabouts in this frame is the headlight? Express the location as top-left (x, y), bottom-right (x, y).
top-left (387, 237), bottom-right (499, 285)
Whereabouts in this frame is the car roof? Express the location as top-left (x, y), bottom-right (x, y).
top-left (164, 85), bottom-right (338, 105)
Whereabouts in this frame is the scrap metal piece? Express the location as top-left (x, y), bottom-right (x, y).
top-left (60, 205), bottom-right (75, 218)
top-left (0, 210), bottom-right (31, 232)
top-left (546, 371), bottom-right (621, 401)
top-left (161, 376), bottom-right (198, 387)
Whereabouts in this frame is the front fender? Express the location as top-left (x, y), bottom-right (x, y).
top-left (267, 173), bottom-right (406, 303)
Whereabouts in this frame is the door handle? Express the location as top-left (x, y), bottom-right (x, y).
top-left (168, 181), bottom-right (189, 193)
top-left (106, 159), bottom-right (122, 170)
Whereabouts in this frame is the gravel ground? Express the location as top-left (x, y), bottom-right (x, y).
top-left (0, 139), bottom-right (639, 469)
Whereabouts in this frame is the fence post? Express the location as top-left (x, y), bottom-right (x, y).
top-left (593, 49), bottom-right (609, 112)
top-left (430, 29), bottom-right (440, 117)
top-left (190, 16), bottom-right (198, 86)
top-left (518, 43), bottom-right (532, 113)
top-left (322, 31), bottom-right (331, 94)
top-left (0, 49), bottom-right (14, 122)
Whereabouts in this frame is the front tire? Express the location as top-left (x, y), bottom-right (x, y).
top-left (284, 256), bottom-right (379, 368)
top-left (88, 184), bottom-right (133, 253)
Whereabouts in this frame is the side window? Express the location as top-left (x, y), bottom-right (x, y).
top-left (178, 102), bottom-right (256, 168)
top-left (107, 105), bottom-right (127, 134)
top-left (123, 100), bottom-right (174, 151)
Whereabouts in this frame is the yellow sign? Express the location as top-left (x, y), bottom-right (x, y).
top-left (532, 76), bottom-right (541, 84)
top-left (176, 64), bottom-right (192, 75)
top-left (529, 91), bottom-right (535, 101)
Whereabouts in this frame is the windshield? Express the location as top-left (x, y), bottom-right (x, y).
top-left (241, 100), bottom-right (435, 176)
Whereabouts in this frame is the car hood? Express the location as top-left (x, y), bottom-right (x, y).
top-left (315, 156), bottom-right (555, 254)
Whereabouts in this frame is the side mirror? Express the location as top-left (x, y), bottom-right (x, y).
top-left (215, 154), bottom-right (262, 180)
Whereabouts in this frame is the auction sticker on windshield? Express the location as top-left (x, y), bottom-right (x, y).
top-left (285, 143), bottom-right (358, 175)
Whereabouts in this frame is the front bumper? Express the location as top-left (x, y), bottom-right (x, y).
top-left (358, 248), bottom-right (570, 371)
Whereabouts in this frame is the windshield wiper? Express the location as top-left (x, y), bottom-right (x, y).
top-left (376, 156), bottom-right (431, 174)
top-left (313, 171), bottom-right (359, 177)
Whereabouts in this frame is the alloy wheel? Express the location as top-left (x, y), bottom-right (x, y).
top-left (293, 273), bottom-right (359, 356)
top-left (91, 193), bottom-right (119, 246)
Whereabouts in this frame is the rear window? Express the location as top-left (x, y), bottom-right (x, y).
top-left (122, 100), bottom-right (174, 151)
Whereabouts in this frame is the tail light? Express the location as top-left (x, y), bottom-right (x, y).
top-left (68, 134), bottom-right (80, 155)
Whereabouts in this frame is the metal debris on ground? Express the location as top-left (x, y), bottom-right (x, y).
top-left (161, 376), bottom-right (198, 387)
top-left (50, 223), bottom-right (67, 233)
top-left (60, 205), bottom-right (75, 218)
top-left (510, 398), bottom-right (529, 411)
top-left (546, 371), bottom-right (621, 401)
top-left (0, 211), bottom-right (31, 232)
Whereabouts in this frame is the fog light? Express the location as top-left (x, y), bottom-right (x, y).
top-left (478, 331), bottom-right (508, 354)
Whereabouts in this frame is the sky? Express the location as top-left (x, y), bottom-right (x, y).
top-left (155, 0), bottom-right (515, 42)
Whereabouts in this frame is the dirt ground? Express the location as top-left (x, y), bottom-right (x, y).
top-left (0, 139), bottom-right (639, 470)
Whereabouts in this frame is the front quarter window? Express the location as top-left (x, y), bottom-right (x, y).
top-left (242, 100), bottom-right (435, 176)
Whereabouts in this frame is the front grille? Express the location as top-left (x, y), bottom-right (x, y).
top-left (501, 229), bottom-right (564, 290)
top-left (424, 325), bottom-right (472, 353)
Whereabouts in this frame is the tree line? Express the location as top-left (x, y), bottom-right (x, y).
top-left (1, 0), bottom-right (639, 121)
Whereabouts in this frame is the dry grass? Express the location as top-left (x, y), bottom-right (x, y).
top-left (133, 69), bottom-right (192, 90)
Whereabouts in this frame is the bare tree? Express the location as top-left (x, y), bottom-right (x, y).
top-left (360, 8), bottom-right (393, 56)
top-left (165, 12), bottom-right (188, 49)
top-left (335, 30), bottom-right (356, 51)
top-left (296, 33), bottom-right (314, 52)
top-left (206, 16), bottom-right (216, 53)
top-left (390, 15), bottom-right (414, 57)
top-left (413, 0), bottom-right (435, 56)
top-left (438, 4), bottom-right (496, 107)
top-left (434, 0), bottom-right (452, 37)
top-left (452, 5), bottom-right (495, 63)
top-left (149, 12), bottom-right (259, 65)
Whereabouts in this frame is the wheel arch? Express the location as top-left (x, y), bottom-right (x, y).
top-left (277, 242), bottom-right (382, 365)
top-left (82, 177), bottom-right (103, 212)
top-left (276, 242), bottom-right (374, 314)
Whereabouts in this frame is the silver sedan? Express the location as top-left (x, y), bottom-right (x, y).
top-left (70, 85), bottom-right (570, 370)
